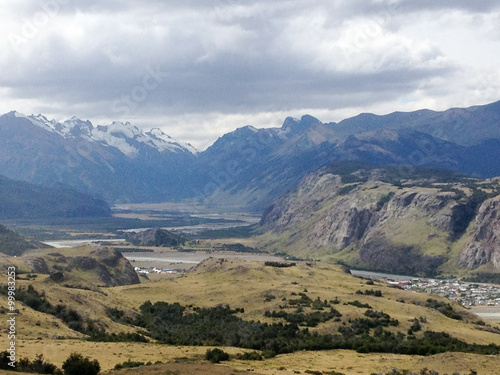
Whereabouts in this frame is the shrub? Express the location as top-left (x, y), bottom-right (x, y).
top-left (205, 348), bottom-right (229, 363)
top-left (264, 261), bottom-right (296, 268)
top-left (426, 299), bottom-right (462, 320)
top-left (237, 351), bottom-right (263, 360)
top-left (62, 353), bottom-right (100, 375)
top-left (345, 300), bottom-right (372, 309)
top-left (113, 360), bottom-right (145, 370)
top-left (0, 352), bottom-right (61, 374)
top-left (408, 319), bottom-right (422, 334)
top-left (376, 192), bottom-right (395, 211)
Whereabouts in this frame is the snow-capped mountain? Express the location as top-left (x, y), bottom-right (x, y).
top-left (12, 111), bottom-right (197, 157)
top-left (0, 111), bottom-right (198, 203)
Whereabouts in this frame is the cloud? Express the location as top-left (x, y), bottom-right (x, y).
top-left (0, 1), bottom-right (499, 149)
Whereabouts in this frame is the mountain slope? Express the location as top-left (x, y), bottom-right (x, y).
top-left (0, 175), bottom-right (112, 219)
top-left (258, 162), bottom-right (500, 276)
top-left (0, 223), bottom-right (47, 256)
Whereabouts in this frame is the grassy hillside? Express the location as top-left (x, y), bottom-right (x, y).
top-left (1, 254), bottom-right (500, 374)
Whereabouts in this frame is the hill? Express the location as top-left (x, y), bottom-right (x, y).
top-left (0, 257), bottom-right (500, 374)
top-left (258, 162), bottom-right (500, 277)
top-left (0, 223), bottom-right (46, 256)
top-left (1, 245), bottom-right (140, 287)
top-left (0, 175), bottom-right (111, 219)
top-left (124, 228), bottom-right (185, 247)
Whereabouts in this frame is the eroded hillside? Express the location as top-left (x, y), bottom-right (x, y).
top-left (259, 162), bottom-right (500, 277)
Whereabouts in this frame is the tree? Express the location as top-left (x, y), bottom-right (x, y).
top-left (205, 348), bottom-right (229, 363)
top-left (62, 353), bottom-right (100, 375)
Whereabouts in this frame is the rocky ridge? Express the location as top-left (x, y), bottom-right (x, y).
top-left (259, 162), bottom-right (500, 276)
top-left (13, 246), bottom-right (140, 287)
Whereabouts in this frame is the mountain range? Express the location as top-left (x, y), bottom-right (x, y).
top-left (1, 100), bottom-right (500, 210)
top-left (0, 111), bottom-right (197, 203)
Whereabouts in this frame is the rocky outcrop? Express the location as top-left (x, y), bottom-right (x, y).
top-left (358, 234), bottom-right (445, 277)
top-left (259, 163), bottom-right (500, 275)
top-left (65, 247), bottom-right (140, 286)
top-left (125, 228), bottom-right (184, 247)
top-left (24, 257), bottom-right (50, 274)
top-left (17, 247), bottom-right (140, 287)
top-left (460, 196), bottom-right (500, 269)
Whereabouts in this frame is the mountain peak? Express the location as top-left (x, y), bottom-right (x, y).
top-left (281, 115), bottom-right (322, 137)
top-left (299, 114), bottom-right (321, 127)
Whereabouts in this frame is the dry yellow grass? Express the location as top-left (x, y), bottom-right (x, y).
top-left (2, 257), bottom-right (500, 374)
top-left (10, 339), bottom-right (251, 371)
top-left (103, 361), bottom-right (264, 375)
top-left (10, 339), bottom-right (500, 375)
top-left (230, 350), bottom-right (500, 375)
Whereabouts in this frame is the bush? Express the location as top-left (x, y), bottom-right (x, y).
top-left (356, 289), bottom-right (383, 297)
top-left (113, 360), bottom-right (145, 370)
top-left (426, 299), bottom-right (462, 320)
top-left (236, 351), bottom-right (263, 361)
top-left (0, 352), bottom-right (61, 374)
top-left (62, 353), bottom-right (100, 375)
top-left (376, 192), bottom-right (395, 211)
top-left (408, 319), bottom-right (422, 334)
top-left (205, 348), bottom-right (229, 363)
top-left (264, 261), bottom-right (296, 268)
top-left (345, 300), bottom-right (372, 309)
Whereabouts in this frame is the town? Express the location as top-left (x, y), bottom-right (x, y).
top-left (389, 278), bottom-right (500, 307)
top-left (134, 266), bottom-right (182, 275)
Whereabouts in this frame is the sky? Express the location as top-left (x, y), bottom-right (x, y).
top-left (1, 0), bottom-right (500, 150)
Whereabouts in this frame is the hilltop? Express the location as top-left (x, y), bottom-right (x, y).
top-left (1, 256), bottom-right (500, 374)
top-left (258, 162), bottom-right (500, 277)
top-left (0, 245), bottom-right (140, 288)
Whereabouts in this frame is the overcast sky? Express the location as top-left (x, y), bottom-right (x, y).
top-left (1, 1), bottom-right (500, 149)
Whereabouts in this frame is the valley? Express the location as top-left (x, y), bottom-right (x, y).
top-left (1, 199), bottom-right (500, 375)
top-left (2, 101), bottom-right (500, 375)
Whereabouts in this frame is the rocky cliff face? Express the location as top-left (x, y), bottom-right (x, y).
top-left (259, 163), bottom-right (500, 275)
top-left (460, 196), bottom-right (500, 269)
